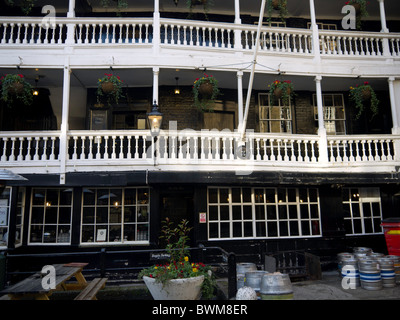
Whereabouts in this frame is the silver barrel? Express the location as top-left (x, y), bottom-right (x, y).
top-left (260, 273), bottom-right (293, 300)
top-left (244, 271), bottom-right (267, 296)
top-left (378, 257), bottom-right (396, 288)
top-left (236, 263), bottom-right (257, 290)
top-left (358, 259), bottom-right (382, 291)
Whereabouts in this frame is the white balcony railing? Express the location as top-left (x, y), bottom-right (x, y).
top-left (1, 16), bottom-right (399, 58)
top-left (1, 130), bottom-right (399, 175)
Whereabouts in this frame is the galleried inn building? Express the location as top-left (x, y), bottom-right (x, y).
top-left (0, 0), bottom-right (400, 276)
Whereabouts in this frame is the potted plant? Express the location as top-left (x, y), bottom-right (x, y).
top-left (138, 218), bottom-right (216, 300)
top-left (192, 73), bottom-right (220, 112)
top-left (268, 80), bottom-right (295, 105)
top-left (96, 73), bottom-right (124, 106)
top-left (349, 81), bottom-right (379, 119)
top-left (345, 0), bottom-right (368, 30)
top-left (266, 0), bottom-right (288, 24)
top-left (0, 74), bottom-right (33, 107)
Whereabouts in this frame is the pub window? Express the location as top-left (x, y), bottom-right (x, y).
top-left (15, 188), bottom-right (26, 247)
top-left (342, 187), bottom-right (383, 235)
top-left (29, 188), bottom-right (73, 245)
top-left (259, 93), bottom-right (292, 133)
top-left (313, 94), bottom-right (346, 135)
top-left (81, 187), bottom-right (149, 244)
top-left (207, 187), bottom-right (321, 240)
top-left (0, 187), bottom-right (11, 249)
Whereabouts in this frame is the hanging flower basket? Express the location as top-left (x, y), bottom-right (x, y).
top-left (268, 80), bottom-right (295, 105)
top-left (349, 81), bottom-right (379, 119)
top-left (0, 74), bottom-right (33, 107)
top-left (345, 0), bottom-right (369, 29)
top-left (192, 73), bottom-right (220, 112)
top-left (267, 0), bottom-right (288, 23)
top-left (97, 73), bottom-right (124, 106)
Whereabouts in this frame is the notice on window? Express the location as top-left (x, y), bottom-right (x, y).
top-left (96, 229), bottom-right (107, 242)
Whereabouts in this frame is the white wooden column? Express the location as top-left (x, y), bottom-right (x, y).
top-left (237, 71), bottom-right (244, 128)
top-left (315, 75), bottom-right (328, 163)
top-left (233, 0), bottom-right (242, 51)
top-left (67, 0), bottom-right (75, 18)
top-left (59, 63), bottom-right (71, 184)
top-left (153, 67), bottom-right (159, 104)
top-left (309, 0), bottom-right (320, 62)
top-left (153, 0), bottom-right (160, 56)
top-left (377, 0), bottom-right (389, 32)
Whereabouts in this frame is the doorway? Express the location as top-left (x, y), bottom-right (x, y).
top-left (160, 187), bottom-right (195, 246)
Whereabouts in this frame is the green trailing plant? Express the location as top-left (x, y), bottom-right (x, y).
top-left (349, 81), bottom-right (379, 119)
top-left (266, 0), bottom-right (288, 24)
top-left (268, 80), bottom-right (295, 105)
top-left (4, 0), bottom-right (36, 15)
top-left (96, 73), bottom-right (124, 106)
top-left (100, 0), bottom-right (128, 16)
top-left (138, 218), bottom-right (217, 299)
top-left (192, 73), bottom-right (220, 112)
top-left (186, 0), bottom-right (214, 20)
top-left (345, 0), bottom-right (369, 30)
top-left (0, 74), bottom-right (33, 107)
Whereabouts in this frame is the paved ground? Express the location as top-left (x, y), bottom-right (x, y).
top-left (291, 271), bottom-right (400, 300)
top-left (6, 271), bottom-right (399, 300)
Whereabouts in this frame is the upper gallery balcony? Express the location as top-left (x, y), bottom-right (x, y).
top-left (0, 0), bottom-right (399, 76)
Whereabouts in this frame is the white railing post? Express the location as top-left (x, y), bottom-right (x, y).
top-left (309, 0), bottom-right (320, 61)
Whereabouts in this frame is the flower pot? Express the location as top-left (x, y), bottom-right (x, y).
top-left (101, 81), bottom-right (116, 93)
top-left (272, 0), bottom-right (280, 10)
top-left (198, 81), bottom-right (214, 98)
top-left (362, 88), bottom-right (371, 101)
top-left (143, 275), bottom-right (204, 300)
top-left (352, 3), bottom-right (361, 14)
top-left (9, 82), bottom-right (24, 95)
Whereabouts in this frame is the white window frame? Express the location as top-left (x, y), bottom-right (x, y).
top-left (15, 188), bottom-right (26, 248)
top-left (28, 188), bottom-right (73, 245)
top-left (80, 187), bottom-right (150, 246)
top-left (342, 187), bottom-right (383, 235)
top-left (0, 187), bottom-right (12, 249)
top-left (313, 93), bottom-right (346, 135)
top-left (259, 93), bottom-right (293, 134)
top-left (207, 187), bottom-right (321, 240)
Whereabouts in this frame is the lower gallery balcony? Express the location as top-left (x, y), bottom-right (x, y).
top-left (1, 130), bottom-right (400, 176)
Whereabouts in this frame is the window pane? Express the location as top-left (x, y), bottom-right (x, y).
top-left (268, 222), bottom-right (278, 237)
top-left (137, 189), bottom-right (149, 204)
top-left (244, 222), bottom-right (253, 237)
top-left (209, 206), bottom-right (218, 221)
top-left (278, 205), bottom-right (287, 219)
top-left (60, 189), bottom-right (72, 205)
top-left (242, 188), bottom-right (251, 203)
top-left (254, 189), bottom-right (264, 203)
top-left (220, 222), bottom-right (230, 238)
top-left (124, 206), bottom-right (136, 223)
top-left (265, 189), bottom-right (275, 203)
top-left (232, 188), bottom-right (241, 203)
top-left (256, 222), bottom-right (266, 237)
top-left (31, 207), bottom-right (44, 224)
top-left (220, 206), bottom-right (229, 221)
top-left (209, 223), bottom-right (218, 238)
top-left (96, 207), bottom-right (108, 224)
top-left (97, 189), bottom-right (109, 205)
top-left (301, 221), bottom-right (310, 235)
top-left (255, 205), bottom-right (265, 220)
top-left (290, 221), bottom-right (299, 236)
top-left (82, 207), bottom-right (95, 224)
top-left (279, 221), bottom-right (288, 236)
top-left (233, 222), bottom-right (242, 237)
top-left (243, 205), bottom-right (252, 220)
top-left (232, 206), bottom-right (241, 220)
top-left (83, 189), bottom-right (95, 205)
top-left (208, 189), bottom-right (218, 203)
top-left (33, 189), bottom-right (45, 205)
top-left (59, 207), bottom-right (71, 224)
top-left (125, 188), bottom-right (137, 205)
top-left (124, 224), bottom-right (136, 241)
top-left (352, 203), bottom-right (360, 217)
top-left (267, 205), bottom-right (277, 220)
top-left (220, 189), bottom-right (229, 204)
